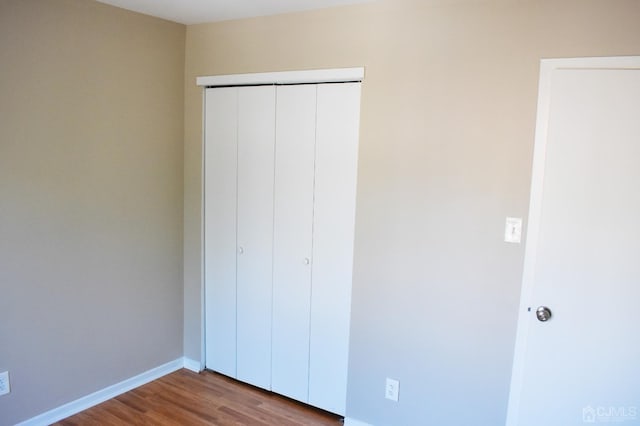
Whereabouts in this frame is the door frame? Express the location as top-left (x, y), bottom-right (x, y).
top-left (506, 55), bottom-right (640, 425)
top-left (196, 67), bottom-right (365, 373)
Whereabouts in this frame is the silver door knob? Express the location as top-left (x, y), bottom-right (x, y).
top-left (536, 306), bottom-right (552, 322)
top-left (238, 246), bottom-right (244, 255)
top-left (303, 257), bottom-right (310, 265)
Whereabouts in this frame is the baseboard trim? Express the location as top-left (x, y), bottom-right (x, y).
top-left (344, 417), bottom-right (374, 426)
top-left (16, 358), bottom-right (187, 426)
top-left (183, 357), bottom-right (202, 373)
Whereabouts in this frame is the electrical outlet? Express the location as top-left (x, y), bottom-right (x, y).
top-left (0, 371), bottom-right (10, 396)
top-left (385, 377), bottom-right (399, 402)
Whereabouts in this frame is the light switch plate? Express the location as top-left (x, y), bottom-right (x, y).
top-left (504, 217), bottom-right (523, 244)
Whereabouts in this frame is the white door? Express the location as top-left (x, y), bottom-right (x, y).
top-left (309, 82), bottom-right (360, 415)
top-left (202, 74), bottom-right (362, 414)
top-left (507, 57), bottom-right (640, 426)
top-left (236, 86), bottom-right (276, 390)
top-left (271, 84), bottom-right (317, 402)
top-left (204, 87), bottom-right (238, 378)
top-left (204, 86), bottom-right (276, 387)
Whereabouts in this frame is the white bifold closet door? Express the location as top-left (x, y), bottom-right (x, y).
top-left (205, 80), bottom-right (360, 416)
top-left (204, 86), bottom-right (276, 390)
top-left (235, 87), bottom-right (275, 389)
top-left (204, 87), bottom-right (238, 379)
top-left (308, 83), bottom-right (360, 414)
top-left (271, 83), bottom-right (360, 415)
top-left (271, 85), bottom-right (317, 402)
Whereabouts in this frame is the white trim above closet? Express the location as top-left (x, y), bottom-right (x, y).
top-left (196, 67), bottom-right (364, 87)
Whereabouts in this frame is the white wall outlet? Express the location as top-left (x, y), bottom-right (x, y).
top-left (504, 217), bottom-right (523, 244)
top-left (385, 377), bottom-right (399, 402)
top-left (0, 371), bottom-right (10, 396)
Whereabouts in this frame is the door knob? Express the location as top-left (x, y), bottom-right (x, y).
top-left (303, 257), bottom-right (310, 265)
top-left (238, 246), bottom-right (244, 255)
top-left (536, 306), bottom-right (552, 322)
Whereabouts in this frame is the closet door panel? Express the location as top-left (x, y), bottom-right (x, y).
top-left (236, 86), bottom-right (276, 390)
top-left (204, 87), bottom-right (238, 378)
top-left (309, 83), bottom-right (361, 415)
top-left (272, 85), bottom-right (317, 402)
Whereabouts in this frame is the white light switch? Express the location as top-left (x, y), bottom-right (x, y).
top-left (504, 217), bottom-right (523, 244)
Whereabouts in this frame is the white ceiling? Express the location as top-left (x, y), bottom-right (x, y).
top-left (95, 0), bottom-right (375, 25)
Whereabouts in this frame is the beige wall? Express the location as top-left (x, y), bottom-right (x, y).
top-left (0, 1), bottom-right (185, 424)
top-left (184, 1), bottom-right (640, 424)
top-left (1, 0), bottom-right (637, 423)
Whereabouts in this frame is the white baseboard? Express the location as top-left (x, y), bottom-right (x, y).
top-left (17, 357), bottom-right (188, 426)
top-left (183, 357), bottom-right (202, 373)
top-left (344, 417), bottom-right (374, 426)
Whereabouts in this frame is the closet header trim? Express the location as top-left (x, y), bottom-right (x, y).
top-left (196, 67), bottom-right (364, 88)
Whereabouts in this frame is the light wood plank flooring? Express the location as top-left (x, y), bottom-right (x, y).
top-left (53, 369), bottom-right (344, 425)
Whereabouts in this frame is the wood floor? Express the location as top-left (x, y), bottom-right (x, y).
top-left (53, 369), bottom-right (344, 425)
